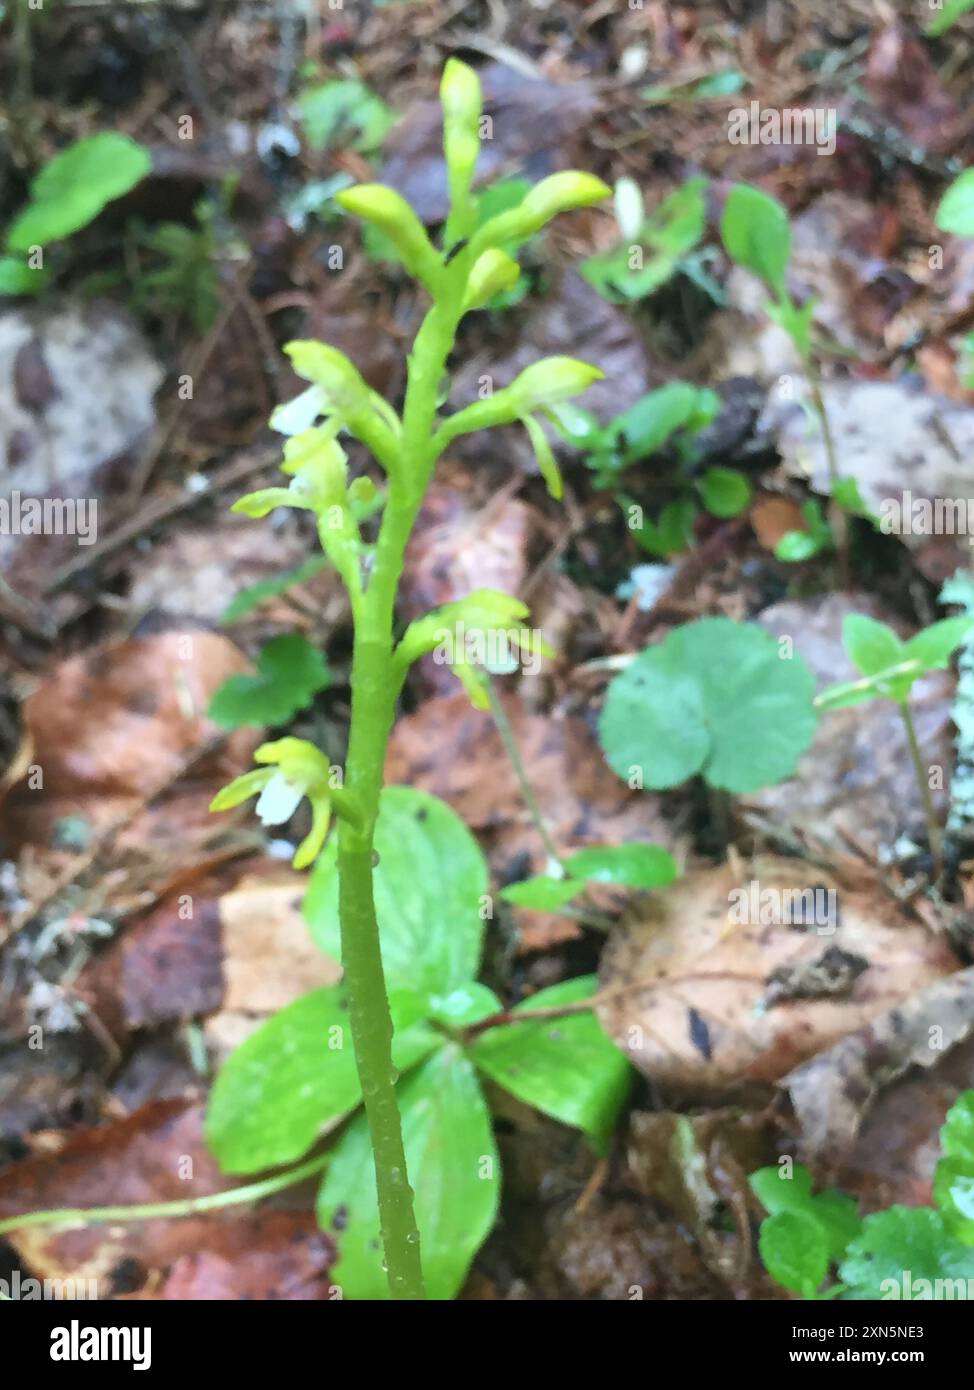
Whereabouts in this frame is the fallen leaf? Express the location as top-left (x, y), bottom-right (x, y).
top-left (782, 966), bottom-right (974, 1167)
top-left (0, 1098), bottom-right (336, 1299)
top-left (596, 856), bottom-right (958, 1097)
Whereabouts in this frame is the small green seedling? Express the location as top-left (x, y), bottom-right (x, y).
top-left (720, 183), bottom-right (871, 575)
top-left (580, 177), bottom-right (710, 304)
top-left (936, 168), bottom-right (974, 387)
top-left (501, 841), bottom-right (678, 916)
top-left (552, 382), bottom-right (751, 557)
top-left (129, 185), bottom-right (239, 333)
top-left (205, 59), bottom-right (613, 1299)
top-left (754, 1091), bottom-right (974, 1299)
top-left (816, 612), bottom-right (974, 879)
top-left (599, 616), bottom-right (817, 795)
top-left (0, 132), bottom-right (151, 296)
top-left (297, 77), bottom-right (395, 154)
top-left (206, 786), bottom-right (631, 1299)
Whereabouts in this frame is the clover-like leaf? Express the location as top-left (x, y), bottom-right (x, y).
top-left (599, 617), bottom-right (817, 793)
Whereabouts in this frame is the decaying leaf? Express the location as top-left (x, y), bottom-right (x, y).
top-left (782, 966), bottom-right (974, 1167)
top-left (0, 1098), bottom-right (336, 1299)
top-left (596, 857), bottom-right (959, 1097)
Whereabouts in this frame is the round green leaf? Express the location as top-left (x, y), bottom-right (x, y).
top-left (759, 1210), bottom-right (829, 1296)
top-left (562, 843), bottom-right (677, 889)
top-left (775, 529), bottom-right (825, 562)
top-left (317, 1045), bottom-right (500, 1300)
top-left (7, 134), bottom-right (151, 251)
top-left (599, 617), bottom-right (817, 793)
top-left (471, 975), bottom-right (631, 1153)
top-left (698, 466), bottom-right (751, 518)
top-left (204, 985), bottom-right (438, 1174)
top-left (304, 786), bottom-right (488, 994)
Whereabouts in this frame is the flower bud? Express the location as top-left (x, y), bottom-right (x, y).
top-left (462, 248), bottom-right (520, 311)
top-left (285, 341), bottom-right (371, 416)
top-left (470, 171), bottom-right (610, 256)
top-left (336, 184), bottom-right (442, 291)
top-left (508, 356), bottom-right (604, 412)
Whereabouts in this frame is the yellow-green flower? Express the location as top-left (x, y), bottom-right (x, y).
top-left (210, 737), bottom-right (333, 869)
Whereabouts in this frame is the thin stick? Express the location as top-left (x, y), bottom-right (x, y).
top-left (486, 674), bottom-right (563, 869)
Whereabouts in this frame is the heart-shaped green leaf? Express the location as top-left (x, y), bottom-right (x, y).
top-left (599, 617), bottom-right (817, 793)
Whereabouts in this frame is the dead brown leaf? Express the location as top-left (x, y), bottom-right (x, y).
top-left (596, 856), bottom-right (959, 1097)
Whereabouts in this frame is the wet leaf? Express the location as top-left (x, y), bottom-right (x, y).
top-left (317, 1046), bottom-right (499, 1299)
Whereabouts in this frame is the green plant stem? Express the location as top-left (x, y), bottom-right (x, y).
top-left (807, 362), bottom-right (850, 587)
top-left (335, 291), bottom-right (465, 1301)
top-left (0, 1151), bottom-right (330, 1239)
top-left (898, 699), bottom-right (943, 881)
top-left (486, 673), bottom-right (564, 869)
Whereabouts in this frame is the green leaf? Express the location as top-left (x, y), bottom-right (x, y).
top-left (641, 69), bottom-right (746, 103)
top-left (720, 183), bottom-right (791, 295)
top-left (843, 614), bottom-right (905, 678)
top-left (759, 1210), bottom-right (829, 1296)
top-left (561, 843), bottom-right (678, 889)
top-left (427, 983), bottom-right (502, 1028)
top-left (317, 1045), bottom-right (500, 1299)
top-left (904, 616), bottom-right (974, 672)
top-left (832, 476), bottom-right (876, 522)
top-left (7, 133), bottom-right (151, 251)
top-left (500, 876), bottom-right (586, 910)
top-left (298, 79), bottom-right (395, 154)
top-left (608, 383), bottom-right (717, 465)
top-left (0, 256), bottom-right (47, 295)
top-left (697, 466), bottom-right (751, 518)
top-left (840, 1206), bottom-right (974, 1299)
top-left (599, 617), bottom-right (817, 793)
top-left (471, 975), bottom-right (631, 1153)
top-left (206, 633), bottom-right (330, 729)
top-left (580, 180), bottom-right (707, 304)
top-left (775, 529), bottom-right (827, 562)
top-left (750, 1164), bottom-right (861, 1262)
top-left (927, 0), bottom-right (974, 37)
top-left (205, 985), bottom-right (439, 1173)
top-left (304, 786), bottom-right (488, 994)
top-left (934, 1091), bottom-right (974, 1242)
top-left (765, 295), bottom-right (816, 361)
top-left (221, 555), bottom-right (330, 623)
